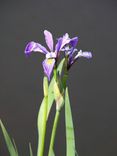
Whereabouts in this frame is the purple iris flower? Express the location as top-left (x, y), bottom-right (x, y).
top-left (62, 35), bottom-right (92, 69)
top-left (24, 30), bottom-right (71, 80)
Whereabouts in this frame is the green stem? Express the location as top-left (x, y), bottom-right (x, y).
top-left (54, 68), bottom-right (57, 81)
top-left (48, 110), bottom-right (60, 156)
top-left (62, 73), bottom-right (68, 89)
top-left (62, 57), bottom-right (68, 89)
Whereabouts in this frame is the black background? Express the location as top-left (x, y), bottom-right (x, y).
top-left (0, 0), bottom-right (117, 156)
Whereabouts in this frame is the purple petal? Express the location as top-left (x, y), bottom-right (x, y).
top-left (55, 33), bottom-right (70, 52)
top-left (44, 30), bottom-right (54, 51)
top-left (55, 37), bottom-right (63, 52)
top-left (82, 52), bottom-right (92, 58)
top-left (60, 33), bottom-right (71, 50)
top-left (42, 58), bottom-right (55, 80)
top-left (74, 50), bottom-right (92, 59)
top-left (36, 43), bottom-right (49, 54)
top-left (70, 37), bottom-right (78, 48)
top-left (24, 41), bottom-right (49, 55)
top-left (65, 37), bottom-right (78, 58)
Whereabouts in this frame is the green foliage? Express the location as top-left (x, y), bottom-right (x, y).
top-left (65, 88), bottom-right (76, 156)
top-left (0, 58), bottom-right (79, 156)
top-left (0, 120), bottom-right (19, 156)
top-left (37, 95), bottom-right (48, 156)
top-left (49, 149), bottom-right (55, 156)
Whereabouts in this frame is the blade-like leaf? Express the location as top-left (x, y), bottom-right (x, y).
top-left (47, 58), bottom-right (65, 118)
top-left (75, 149), bottom-right (79, 156)
top-left (50, 149), bottom-right (55, 156)
top-left (65, 88), bottom-right (76, 156)
top-left (12, 138), bottom-right (19, 156)
top-left (0, 120), bottom-right (18, 156)
top-left (37, 97), bottom-right (47, 156)
top-left (37, 76), bottom-right (48, 156)
top-left (29, 142), bottom-right (33, 156)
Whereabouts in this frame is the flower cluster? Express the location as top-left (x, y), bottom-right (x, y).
top-left (25, 30), bottom-right (92, 80)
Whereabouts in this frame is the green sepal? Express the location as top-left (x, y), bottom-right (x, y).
top-left (65, 88), bottom-right (76, 156)
top-left (0, 120), bottom-right (18, 156)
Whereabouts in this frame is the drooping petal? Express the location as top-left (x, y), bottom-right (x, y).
top-left (24, 41), bottom-right (49, 55)
top-left (74, 50), bottom-right (92, 60)
top-left (68, 50), bottom-right (92, 69)
top-left (44, 30), bottom-right (54, 51)
top-left (36, 43), bottom-right (49, 54)
top-left (42, 58), bottom-right (55, 80)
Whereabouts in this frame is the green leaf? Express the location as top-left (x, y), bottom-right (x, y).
top-left (37, 97), bottom-right (48, 156)
top-left (12, 138), bottom-right (19, 156)
top-left (75, 149), bottom-right (79, 156)
top-left (65, 88), bottom-right (76, 156)
top-left (47, 58), bottom-right (65, 118)
top-left (0, 120), bottom-right (18, 156)
top-left (29, 142), bottom-right (33, 156)
top-left (50, 149), bottom-right (55, 156)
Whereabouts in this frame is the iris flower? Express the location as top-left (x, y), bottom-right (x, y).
top-left (24, 30), bottom-right (71, 80)
top-left (61, 35), bottom-right (92, 69)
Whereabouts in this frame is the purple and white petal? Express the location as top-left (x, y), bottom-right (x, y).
top-left (46, 52), bottom-right (56, 59)
top-left (24, 41), bottom-right (48, 55)
top-left (60, 33), bottom-right (71, 50)
top-left (44, 30), bottom-right (54, 51)
top-left (55, 33), bottom-right (71, 54)
top-left (36, 43), bottom-right (49, 54)
top-left (74, 50), bottom-right (92, 59)
top-left (25, 41), bottom-right (41, 54)
top-left (42, 58), bottom-right (55, 80)
top-left (55, 37), bottom-right (63, 52)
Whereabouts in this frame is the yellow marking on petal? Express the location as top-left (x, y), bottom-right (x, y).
top-left (47, 59), bottom-right (53, 65)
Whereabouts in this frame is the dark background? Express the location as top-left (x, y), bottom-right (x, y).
top-left (0, 0), bottom-right (117, 156)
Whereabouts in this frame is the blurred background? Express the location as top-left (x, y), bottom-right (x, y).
top-left (0, 0), bottom-right (117, 156)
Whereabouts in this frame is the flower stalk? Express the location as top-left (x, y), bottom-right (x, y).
top-left (48, 110), bottom-right (60, 156)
